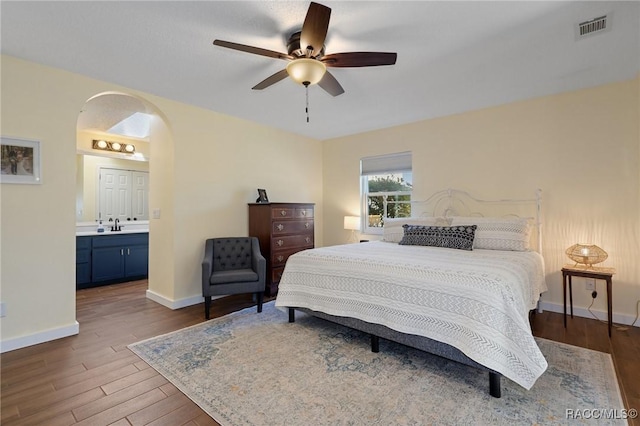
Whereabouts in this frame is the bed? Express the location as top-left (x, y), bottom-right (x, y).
top-left (274, 189), bottom-right (548, 398)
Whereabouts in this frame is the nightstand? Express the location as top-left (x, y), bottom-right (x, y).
top-left (561, 264), bottom-right (616, 337)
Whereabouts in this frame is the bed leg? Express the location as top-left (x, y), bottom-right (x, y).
top-left (489, 372), bottom-right (501, 398)
top-left (371, 335), bottom-right (380, 353)
top-left (288, 308), bottom-right (295, 323)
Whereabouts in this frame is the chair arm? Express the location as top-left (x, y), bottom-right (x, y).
top-left (202, 239), bottom-right (214, 294)
top-left (251, 237), bottom-right (267, 287)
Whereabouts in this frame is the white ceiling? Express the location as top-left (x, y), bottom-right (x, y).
top-left (1, 1), bottom-right (638, 141)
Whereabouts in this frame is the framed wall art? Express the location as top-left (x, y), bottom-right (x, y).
top-left (0, 137), bottom-right (42, 184)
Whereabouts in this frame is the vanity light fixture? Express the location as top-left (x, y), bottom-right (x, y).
top-left (565, 243), bottom-right (608, 268)
top-left (92, 139), bottom-right (136, 154)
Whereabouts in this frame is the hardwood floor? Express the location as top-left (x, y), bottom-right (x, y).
top-left (1, 280), bottom-right (638, 425)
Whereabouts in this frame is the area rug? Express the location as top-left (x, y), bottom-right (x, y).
top-left (129, 302), bottom-right (627, 425)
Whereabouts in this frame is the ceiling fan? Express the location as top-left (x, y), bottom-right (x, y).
top-left (213, 2), bottom-right (397, 97)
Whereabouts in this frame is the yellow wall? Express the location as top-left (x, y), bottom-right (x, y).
top-left (0, 55), bottom-right (323, 349)
top-left (1, 53), bottom-right (637, 351)
top-left (323, 76), bottom-right (640, 321)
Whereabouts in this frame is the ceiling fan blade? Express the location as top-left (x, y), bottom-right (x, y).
top-left (252, 69), bottom-right (290, 90)
top-left (318, 70), bottom-right (344, 97)
top-left (322, 52), bottom-right (397, 68)
top-left (213, 40), bottom-right (292, 60)
top-left (300, 2), bottom-right (331, 58)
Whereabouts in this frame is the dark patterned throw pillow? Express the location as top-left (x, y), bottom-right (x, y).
top-left (399, 224), bottom-right (477, 250)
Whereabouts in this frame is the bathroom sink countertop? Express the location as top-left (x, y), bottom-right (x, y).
top-left (76, 220), bottom-right (149, 236)
top-left (76, 228), bottom-right (149, 237)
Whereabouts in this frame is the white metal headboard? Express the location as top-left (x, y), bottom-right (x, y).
top-left (387, 188), bottom-right (543, 253)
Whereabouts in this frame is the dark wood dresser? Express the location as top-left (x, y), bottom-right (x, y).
top-left (248, 202), bottom-right (315, 296)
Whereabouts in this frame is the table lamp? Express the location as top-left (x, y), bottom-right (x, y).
top-left (565, 243), bottom-right (608, 268)
top-left (344, 216), bottom-right (361, 243)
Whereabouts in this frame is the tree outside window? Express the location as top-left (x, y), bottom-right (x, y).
top-left (364, 173), bottom-right (412, 231)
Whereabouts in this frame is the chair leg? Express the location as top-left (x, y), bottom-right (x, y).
top-left (257, 292), bottom-right (264, 313)
top-left (204, 296), bottom-right (211, 320)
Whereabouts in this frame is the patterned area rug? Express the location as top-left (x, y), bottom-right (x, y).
top-left (129, 302), bottom-right (626, 425)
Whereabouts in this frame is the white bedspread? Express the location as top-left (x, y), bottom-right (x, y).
top-left (275, 241), bottom-right (548, 390)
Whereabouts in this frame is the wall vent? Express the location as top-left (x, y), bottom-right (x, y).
top-left (577, 15), bottom-right (609, 38)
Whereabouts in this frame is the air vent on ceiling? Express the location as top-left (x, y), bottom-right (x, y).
top-left (577, 15), bottom-right (609, 38)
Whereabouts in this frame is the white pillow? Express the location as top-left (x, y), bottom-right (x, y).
top-left (450, 216), bottom-right (532, 251)
top-left (383, 217), bottom-right (452, 243)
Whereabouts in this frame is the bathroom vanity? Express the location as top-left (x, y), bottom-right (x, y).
top-left (76, 222), bottom-right (149, 289)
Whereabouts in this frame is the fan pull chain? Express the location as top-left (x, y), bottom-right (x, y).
top-left (305, 84), bottom-right (310, 123)
top-left (303, 82), bottom-right (310, 123)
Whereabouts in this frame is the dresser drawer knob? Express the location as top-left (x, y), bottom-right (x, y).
top-left (304, 222), bottom-right (310, 229)
top-left (305, 237), bottom-right (311, 243)
top-left (276, 240), bottom-right (284, 247)
top-left (301, 210), bottom-right (307, 216)
top-left (277, 224), bottom-right (284, 231)
top-left (280, 210), bottom-right (287, 216)
top-left (277, 255), bottom-right (284, 262)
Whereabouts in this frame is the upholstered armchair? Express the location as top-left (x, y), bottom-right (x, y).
top-left (202, 237), bottom-right (266, 319)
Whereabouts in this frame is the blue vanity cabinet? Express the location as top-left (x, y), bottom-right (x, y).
top-left (91, 245), bottom-right (126, 282)
top-left (76, 233), bottom-right (148, 289)
top-left (91, 233), bottom-right (149, 283)
top-left (76, 236), bottom-right (92, 286)
top-left (124, 243), bottom-right (149, 278)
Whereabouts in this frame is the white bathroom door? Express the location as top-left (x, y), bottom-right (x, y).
top-left (131, 171), bottom-right (149, 220)
top-left (99, 168), bottom-right (131, 222)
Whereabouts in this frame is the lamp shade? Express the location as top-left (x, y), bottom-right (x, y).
top-left (565, 243), bottom-right (608, 266)
top-left (286, 58), bottom-right (327, 85)
top-left (344, 216), bottom-right (361, 231)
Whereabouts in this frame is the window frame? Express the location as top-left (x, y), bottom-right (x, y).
top-left (361, 188), bottom-right (413, 234)
top-left (360, 152), bottom-right (413, 235)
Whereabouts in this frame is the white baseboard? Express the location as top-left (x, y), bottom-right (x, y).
top-left (0, 321), bottom-right (80, 353)
top-left (145, 289), bottom-right (222, 310)
top-left (538, 301), bottom-right (639, 327)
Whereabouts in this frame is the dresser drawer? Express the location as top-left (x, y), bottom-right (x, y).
top-left (272, 219), bottom-right (313, 236)
top-left (271, 207), bottom-right (314, 219)
top-left (272, 207), bottom-right (295, 219)
top-left (295, 208), bottom-right (313, 219)
top-left (271, 234), bottom-right (314, 250)
top-left (272, 266), bottom-right (285, 284)
top-left (271, 248), bottom-right (303, 267)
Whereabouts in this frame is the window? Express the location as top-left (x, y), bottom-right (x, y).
top-left (361, 152), bottom-right (412, 234)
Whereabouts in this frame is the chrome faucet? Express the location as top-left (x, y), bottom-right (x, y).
top-left (112, 218), bottom-right (121, 232)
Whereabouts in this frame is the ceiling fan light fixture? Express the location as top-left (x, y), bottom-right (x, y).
top-left (286, 58), bottom-right (326, 86)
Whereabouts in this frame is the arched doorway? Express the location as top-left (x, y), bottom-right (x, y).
top-left (75, 92), bottom-right (173, 295)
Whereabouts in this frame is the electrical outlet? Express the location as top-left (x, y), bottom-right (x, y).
top-left (585, 278), bottom-right (596, 291)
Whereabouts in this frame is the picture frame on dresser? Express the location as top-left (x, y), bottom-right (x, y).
top-left (256, 188), bottom-right (269, 203)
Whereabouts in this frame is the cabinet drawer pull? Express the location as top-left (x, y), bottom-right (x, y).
top-left (301, 210), bottom-right (307, 216)
top-left (127, 248), bottom-right (130, 255)
top-left (280, 210), bottom-right (287, 216)
top-left (305, 237), bottom-right (311, 243)
top-left (120, 249), bottom-right (124, 256)
top-left (276, 240), bottom-right (284, 247)
top-left (304, 222), bottom-right (310, 229)
top-left (277, 255), bottom-right (284, 262)
top-left (277, 224), bottom-right (284, 231)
